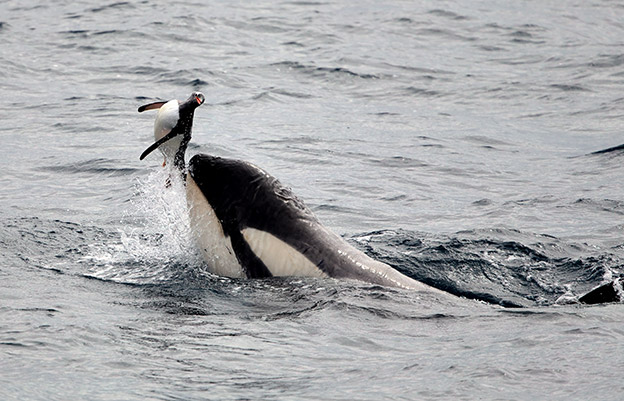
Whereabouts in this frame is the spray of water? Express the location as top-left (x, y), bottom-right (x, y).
top-left (85, 167), bottom-right (206, 284)
top-left (128, 169), bottom-right (199, 260)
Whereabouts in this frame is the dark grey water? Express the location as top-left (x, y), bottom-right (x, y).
top-left (1, 1), bottom-right (624, 400)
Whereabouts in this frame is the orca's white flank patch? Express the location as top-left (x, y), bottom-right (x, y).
top-left (241, 227), bottom-right (327, 278)
top-left (186, 175), bottom-right (245, 278)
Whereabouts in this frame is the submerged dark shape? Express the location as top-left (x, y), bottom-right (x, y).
top-left (591, 144), bottom-right (624, 155)
top-left (579, 280), bottom-right (622, 304)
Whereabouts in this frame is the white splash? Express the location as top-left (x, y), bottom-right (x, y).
top-left (127, 168), bottom-right (196, 260)
top-left (84, 167), bottom-right (206, 284)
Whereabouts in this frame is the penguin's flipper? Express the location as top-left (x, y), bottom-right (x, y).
top-left (139, 126), bottom-right (182, 160)
top-left (138, 101), bottom-right (168, 113)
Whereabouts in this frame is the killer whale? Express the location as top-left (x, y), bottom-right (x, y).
top-left (185, 154), bottom-right (443, 291)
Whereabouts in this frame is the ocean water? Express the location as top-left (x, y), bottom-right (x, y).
top-left (1, 0), bottom-right (624, 400)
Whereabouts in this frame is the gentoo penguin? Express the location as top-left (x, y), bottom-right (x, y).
top-left (138, 92), bottom-right (205, 171)
top-left (137, 92), bottom-right (448, 293)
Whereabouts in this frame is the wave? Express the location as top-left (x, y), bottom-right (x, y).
top-left (37, 158), bottom-right (141, 177)
top-left (4, 195), bottom-right (621, 309)
top-left (353, 229), bottom-right (623, 307)
top-left (270, 61), bottom-right (380, 80)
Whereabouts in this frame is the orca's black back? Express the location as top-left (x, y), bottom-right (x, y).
top-left (188, 154), bottom-right (337, 277)
top-left (188, 154), bottom-right (317, 235)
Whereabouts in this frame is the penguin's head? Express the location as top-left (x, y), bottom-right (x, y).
top-left (138, 92), bottom-right (205, 169)
top-left (190, 91), bottom-right (205, 106)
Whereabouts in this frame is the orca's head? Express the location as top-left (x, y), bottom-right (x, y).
top-left (187, 154), bottom-right (311, 230)
top-left (188, 154), bottom-right (272, 203)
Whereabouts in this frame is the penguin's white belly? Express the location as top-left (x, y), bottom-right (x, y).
top-left (186, 175), bottom-right (245, 278)
top-left (154, 100), bottom-right (182, 163)
top-left (154, 100), bottom-right (179, 140)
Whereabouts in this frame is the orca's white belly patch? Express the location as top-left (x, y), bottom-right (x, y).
top-left (241, 227), bottom-right (327, 278)
top-left (186, 175), bottom-right (245, 278)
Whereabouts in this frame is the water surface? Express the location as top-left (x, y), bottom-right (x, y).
top-left (1, 1), bottom-right (623, 400)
